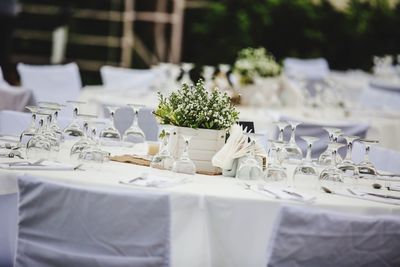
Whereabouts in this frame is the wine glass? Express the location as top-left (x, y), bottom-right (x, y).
top-left (272, 121), bottom-right (288, 142)
top-left (293, 136), bottom-right (319, 189)
top-left (79, 121), bottom-right (109, 169)
top-left (338, 136), bottom-right (360, 171)
top-left (236, 139), bottom-right (264, 181)
top-left (26, 111), bottom-right (52, 160)
top-left (181, 63), bottom-right (194, 85)
top-left (357, 139), bottom-right (379, 176)
top-left (19, 106), bottom-right (38, 146)
top-left (150, 124), bottom-right (174, 171)
top-left (100, 106), bottom-right (121, 141)
top-left (172, 134), bottom-right (196, 175)
top-left (64, 101), bottom-right (87, 138)
top-left (70, 114), bottom-right (97, 162)
top-left (264, 140), bottom-right (287, 183)
top-left (123, 104), bottom-right (146, 143)
top-left (319, 142), bottom-right (346, 191)
top-left (283, 121), bottom-right (303, 164)
top-left (319, 127), bottom-right (342, 165)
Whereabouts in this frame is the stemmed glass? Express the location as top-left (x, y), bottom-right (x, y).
top-left (319, 127), bottom-right (342, 165)
top-left (123, 104), bottom-right (146, 143)
top-left (26, 111), bottom-right (52, 160)
top-left (338, 136), bottom-right (360, 172)
top-left (79, 121), bottom-right (109, 168)
top-left (319, 142), bottom-right (346, 190)
top-left (181, 63), bottom-right (194, 85)
top-left (70, 114), bottom-right (97, 162)
top-left (19, 106), bottom-right (38, 146)
top-left (64, 101), bottom-right (87, 138)
top-left (150, 125), bottom-right (174, 170)
top-left (202, 65), bottom-right (215, 91)
top-left (100, 106), bottom-right (121, 141)
top-left (236, 138), bottom-right (264, 181)
top-left (273, 121), bottom-right (288, 142)
top-left (283, 121), bottom-right (303, 164)
top-left (293, 136), bottom-right (319, 189)
top-left (264, 140), bottom-right (287, 183)
top-left (357, 139), bottom-right (379, 176)
top-left (172, 134), bottom-right (196, 175)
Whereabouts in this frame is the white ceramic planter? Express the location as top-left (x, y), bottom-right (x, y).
top-left (168, 126), bottom-right (227, 175)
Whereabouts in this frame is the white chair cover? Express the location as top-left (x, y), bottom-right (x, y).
top-left (16, 175), bottom-right (171, 267)
top-left (17, 63), bottom-right (82, 104)
top-left (352, 142), bottom-right (400, 173)
top-left (283, 58), bottom-right (330, 80)
top-left (278, 115), bottom-right (369, 158)
top-left (266, 205), bottom-right (400, 267)
top-left (359, 84), bottom-right (400, 111)
top-left (105, 106), bottom-right (159, 141)
top-left (0, 110), bottom-right (71, 137)
top-left (0, 86), bottom-right (34, 112)
top-left (100, 66), bottom-right (156, 92)
top-left (0, 193), bottom-right (18, 267)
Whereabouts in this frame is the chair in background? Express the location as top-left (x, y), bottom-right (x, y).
top-left (283, 58), bottom-right (330, 81)
top-left (266, 205), bottom-right (400, 267)
top-left (352, 142), bottom-right (400, 173)
top-left (15, 175), bottom-right (171, 267)
top-left (17, 63), bottom-right (82, 105)
top-left (104, 106), bottom-right (159, 141)
top-left (100, 66), bottom-right (157, 92)
top-left (0, 110), bottom-right (71, 137)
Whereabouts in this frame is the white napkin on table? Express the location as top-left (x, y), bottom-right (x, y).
top-left (251, 184), bottom-right (316, 202)
top-left (333, 188), bottom-right (400, 206)
top-left (119, 172), bottom-right (189, 188)
top-left (0, 161), bottom-right (79, 171)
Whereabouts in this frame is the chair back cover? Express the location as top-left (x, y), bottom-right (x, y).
top-left (15, 175), bottom-right (171, 267)
top-left (352, 142), bottom-right (400, 173)
top-left (100, 66), bottom-right (156, 91)
top-left (17, 63), bottom-right (82, 104)
top-left (283, 58), bottom-right (329, 80)
top-left (266, 205), bottom-right (400, 267)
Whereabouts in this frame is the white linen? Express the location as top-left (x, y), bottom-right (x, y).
top-left (1, 159), bottom-right (400, 267)
top-left (283, 58), bottom-right (330, 80)
top-left (266, 205), bottom-right (400, 266)
top-left (100, 66), bottom-right (156, 92)
top-left (17, 63), bottom-right (82, 106)
top-left (15, 175), bottom-right (170, 267)
top-left (0, 193), bottom-right (17, 267)
top-left (360, 84), bottom-right (400, 111)
top-left (119, 172), bottom-right (189, 188)
top-left (0, 86), bottom-right (34, 112)
top-left (0, 160), bottom-right (79, 171)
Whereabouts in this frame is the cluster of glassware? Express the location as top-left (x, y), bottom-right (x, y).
top-left (15, 100), bottom-right (199, 174)
top-left (236, 121), bottom-right (381, 192)
top-left (372, 54), bottom-right (400, 80)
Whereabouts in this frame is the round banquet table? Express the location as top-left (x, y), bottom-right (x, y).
top-left (1, 144), bottom-right (400, 267)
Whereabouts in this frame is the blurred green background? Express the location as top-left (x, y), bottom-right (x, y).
top-left (11, 0), bottom-right (400, 84)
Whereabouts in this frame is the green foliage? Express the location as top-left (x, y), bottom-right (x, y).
top-left (153, 80), bottom-right (239, 130)
top-left (183, 0), bottom-right (400, 71)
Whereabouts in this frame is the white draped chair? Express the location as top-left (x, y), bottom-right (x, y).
top-left (100, 66), bottom-right (157, 92)
top-left (0, 110), bottom-right (71, 137)
top-left (15, 175), bottom-right (171, 267)
top-left (352, 142), bottom-right (400, 173)
top-left (277, 115), bottom-right (369, 158)
top-left (283, 58), bottom-right (330, 81)
top-left (266, 205), bottom-right (400, 267)
top-left (17, 63), bottom-right (82, 105)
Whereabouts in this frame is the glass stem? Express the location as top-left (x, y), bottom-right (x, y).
top-left (110, 111), bottom-right (115, 127)
top-left (278, 128), bottom-right (284, 142)
top-left (182, 139), bottom-right (190, 159)
top-left (73, 107), bottom-right (78, 119)
top-left (133, 110), bottom-right (138, 127)
top-left (30, 113), bottom-right (36, 127)
top-left (331, 149), bottom-right (337, 167)
top-left (365, 145), bottom-right (370, 162)
top-left (306, 143), bottom-right (312, 162)
top-left (290, 126), bottom-right (296, 143)
top-left (346, 142), bottom-right (353, 161)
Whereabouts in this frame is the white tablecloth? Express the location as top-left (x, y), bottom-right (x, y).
top-left (1, 144), bottom-right (400, 267)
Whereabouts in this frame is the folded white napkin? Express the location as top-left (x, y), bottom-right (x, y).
top-left (333, 188), bottom-right (400, 206)
top-left (119, 172), bottom-right (189, 188)
top-left (251, 184), bottom-right (315, 202)
top-left (0, 160), bottom-right (79, 171)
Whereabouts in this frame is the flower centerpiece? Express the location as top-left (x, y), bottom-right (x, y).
top-left (154, 79), bottom-right (239, 174)
top-left (233, 47), bottom-right (282, 107)
top-left (234, 47), bottom-right (281, 85)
